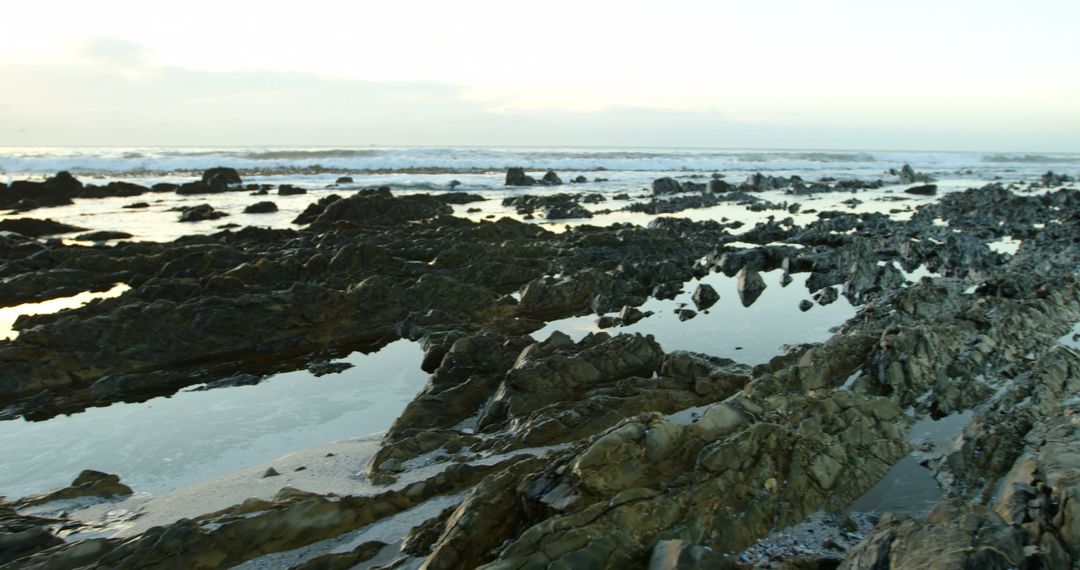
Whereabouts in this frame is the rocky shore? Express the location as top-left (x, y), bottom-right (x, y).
top-left (1, 167), bottom-right (1079, 568)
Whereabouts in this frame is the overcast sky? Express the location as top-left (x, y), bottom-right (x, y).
top-left (2, 0), bottom-right (1078, 151)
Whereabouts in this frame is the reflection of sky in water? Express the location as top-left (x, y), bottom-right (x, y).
top-left (0, 283), bottom-right (129, 340)
top-left (534, 270), bottom-right (856, 365)
top-left (848, 411), bottom-right (973, 516)
top-left (0, 340), bottom-right (426, 498)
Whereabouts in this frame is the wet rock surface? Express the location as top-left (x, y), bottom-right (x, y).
top-left (3, 179), bottom-right (1080, 568)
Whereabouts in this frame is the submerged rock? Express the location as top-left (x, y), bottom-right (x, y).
top-left (178, 204), bottom-right (227, 222)
top-left (0, 218), bottom-right (87, 236)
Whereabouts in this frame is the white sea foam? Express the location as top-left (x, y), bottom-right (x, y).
top-left (1, 146), bottom-right (1077, 178)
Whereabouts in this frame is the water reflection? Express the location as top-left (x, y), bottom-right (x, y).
top-left (533, 270), bottom-right (856, 365)
top-left (0, 339), bottom-right (426, 498)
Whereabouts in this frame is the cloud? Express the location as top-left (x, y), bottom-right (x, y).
top-left (76, 37), bottom-right (154, 66)
top-left (0, 38), bottom-right (1077, 152)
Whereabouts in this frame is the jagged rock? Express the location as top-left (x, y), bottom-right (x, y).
top-left (541, 171), bottom-right (563, 186)
top-left (677, 308), bottom-right (697, 321)
top-left (814, 287), bottom-right (839, 306)
top-left (505, 167), bottom-right (536, 186)
top-left (619, 305), bottom-right (646, 325)
top-left (178, 204), bottom-right (227, 222)
top-left (201, 166), bottom-right (242, 188)
top-left (244, 201), bottom-right (279, 214)
top-left (293, 194), bottom-right (342, 224)
top-left (799, 299), bottom-right (814, 312)
top-left (897, 164), bottom-right (934, 184)
top-left (16, 470), bottom-right (132, 507)
top-left (841, 501), bottom-right (1024, 569)
top-left (0, 171), bottom-right (81, 209)
top-left (652, 177), bottom-right (683, 195)
top-left (1041, 170), bottom-right (1074, 187)
top-left (736, 267), bottom-right (767, 307)
top-left (691, 283), bottom-right (719, 310)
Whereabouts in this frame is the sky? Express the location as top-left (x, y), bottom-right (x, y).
top-left (1, 0), bottom-right (1078, 151)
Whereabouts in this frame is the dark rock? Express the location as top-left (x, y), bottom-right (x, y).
top-left (151, 183), bottom-right (179, 193)
top-left (74, 231), bottom-right (133, 241)
top-left (278, 184), bottom-right (307, 196)
top-left (502, 194), bottom-right (593, 220)
top-left (709, 179), bottom-right (733, 193)
top-left (904, 184), bottom-right (938, 196)
top-left (814, 287), bottom-right (839, 306)
top-left (335, 176), bottom-right (354, 184)
top-left (677, 308), bottom-right (697, 321)
top-left (433, 192), bottom-right (486, 205)
top-left (176, 181), bottom-right (223, 195)
top-left (0, 172), bottom-right (81, 209)
top-left (799, 299), bottom-right (814, 312)
top-left (691, 283), bottom-right (720, 310)
top-left (541, 171), bottom-right (563, 186)
top-left (736, 268), bottom-right (767, 307)
top-left (201, 166), bottom-right (242, 187)
top-left (307, 361), bottom-right (354, 376)
top-left (244, 201), bottom-right (279, 214)
top-left (123, 202), bottom-right (150, 209)
top-left (619, 305), bottom-right (647, 325)
top-left (262, 467), bottom-right (280, 478)
top-left (306, 188), bottom-right (452, 230)
top-left (78, 181), bottom-right (149, 198)
top-left (505, 167), bottom-right (536, 186)
top-left (179, 204), bottom-right (228, 222)
top-left (293, 194), bottom-right (342, 225)
top-left (897, 164), bottom-right (934, 184)
top-left (0, 218), bottom-right (87, 237)
top-left (571, 175), bottom-right (588, 184)
top-left (17, 470), bottom-right (133, 507)
top-left (1041, 170), bottom-right (1074, 187)
top-left (652, 177), bottom-right (683, 195)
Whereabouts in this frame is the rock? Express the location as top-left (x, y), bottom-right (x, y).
top-left (652, 177), bottom-right (683, 195)
top-left (502, 194), bottom-right (593, 220)
top-left (179, 204), bottom-right (228, 222)
top-left (897, 164), bottom-right (934, 184)
top-left (799, 299), bottom-right (814, 312)
top-left (17, 470), bottom-right (133, 507)
top-left (278, 184), bottom-right (307, 196)
top-left (263, 467), bottom-right (280, 478)
top-left (677, 308), bottom-right (697, 321)
top-left (0, 172), bottom-right (81, 209)
top-left (244, 201), bottom-right (279, 214)
top-left (572, 175), bottom-right (588, 184)
top-left (691, 283), bottom-right (720, 310)
top-left (505, 167), bottom-right (536, 186)
top-left (335, 176), bottom-right (354, 184)
top-left (647, 539), bottom-right (730, 570)
top-left (123, 202), bottom-right (150, 209)
top-left (1041, 170), bottom-right (1074, 187)
top-left (814, 287), bottom-right (839, 306)
top-left (736, 268), bottom-right (767, 307)
top-left (541, 171), bottom-right (563, 186)
top-left (904, 184), bottom-right (937, 196)
top-left (79, 181), bottom-right (150, 198)
top-left (709, 179), bottom-right (733, 193)
top-left (293, 194), bottom-right (342, 225)
top-left (74, 231), bottom-right (133, 241)
top-left (0, 218), bottom-right (87, 237)
top-left (201, 166), bottom-right (242, 188)
top-left (306, 188), bottom-right (452, 230)
top-left (619, 305), bottom-right (646, 325)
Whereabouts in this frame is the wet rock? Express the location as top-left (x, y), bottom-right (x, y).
top-left (676, 308), bottom-right (697, 321)
top-left (619, 305), bottom-right (647, 325)
top-left (178, 204), bottom-right (227, 222)
top-left (541, 171), bottom-right (563, 186)
top-left (244, 201), bottom-right (279, 214)
top-left (903, 184), bottom-right (937, 196)
top-left (502, 194), bottom-right (593, 219)
top-left (201, 166), bottom-right (242, 187)
top-left (290, 540), bottom-right (386, 569)
top-left (799, 299), bottom-right (814, 311)
top-left (306, 188), bottom-right (452, 230)
top-left (0, 172), bottom-right (81, 210)
top-left (691, 283), bottom-right (719, 310)
top-left (505, 167), bottom-right (537, 186)
top-left (335, 176), bottom-right (354, 184)
top-left (16, 470), bottom-right (133, 507)
top-left (814, 287), bottom-right (839, 306)
top-left (652, 177), bottom-right (684, 195)
top-left (896, 164), bottom-right (934, 184)
top-left (278, 184), bottom-right (307, 196)
top-left (0, 218), bottom-right (87, 237)
top-left (122, 202), bottom-right (149, 209)
top-left (841, 501), bottom-right (1024, 570)
top-left (74, 231), bottom-right (133, 241)
top-left (293, 194), bottom-right (342, 224)
top-left (736, 267), bottom-right (767, 307)
top-left (1041, 170), bottom-right (1074, 187)
top-left (307, 360), bottom-right (354, 376)
top-left (571, 175), bottom-right (588, 184)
